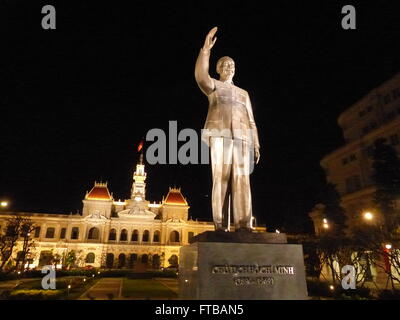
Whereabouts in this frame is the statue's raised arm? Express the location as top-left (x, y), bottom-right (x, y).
top-left (195, 27), bottom-right (218, 95)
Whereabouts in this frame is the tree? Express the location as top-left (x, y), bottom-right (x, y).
top-left (63, 250), bottom-right (77, 270)
top-left (0, 216), bottom-right (35, 273)
top-left (14, 220), bottom-right (36, 271)
top-left (316, 182), bottom-right (347, 234)
top-left (372, 138), bottom-right (400, 233)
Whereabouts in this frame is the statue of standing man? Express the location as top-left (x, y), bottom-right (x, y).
top-left (195, 27), bottom-right (260, 232)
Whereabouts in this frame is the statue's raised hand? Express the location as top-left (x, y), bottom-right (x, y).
top-left (203, 27), bottom-right (218, 51)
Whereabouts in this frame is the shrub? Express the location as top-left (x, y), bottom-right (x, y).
top-left (8, 289), bottom-right (63, 300)
top-left (378, 289), bottom-right (400, 300)
top-left (306, 280), bottom-right (333, 297)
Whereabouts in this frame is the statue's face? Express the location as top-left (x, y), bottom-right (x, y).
top-left (217, 59), bottom-right (235, 83)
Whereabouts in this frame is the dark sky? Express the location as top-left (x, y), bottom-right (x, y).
top-left (2, 1), bottom-right (400, 233)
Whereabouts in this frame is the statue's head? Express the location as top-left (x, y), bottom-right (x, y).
top-left (216, 56), bottom-right (235, 83)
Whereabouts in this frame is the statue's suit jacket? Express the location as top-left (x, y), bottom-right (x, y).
top-left (200, 78), bottom-right (260, 149)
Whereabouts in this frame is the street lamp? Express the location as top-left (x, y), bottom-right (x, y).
top-left (363, 211), bottom-right (374, 221)
top-left (322, 218), bottom-right (329, 229)
top-left (0, 201), bottom-right (8, 208)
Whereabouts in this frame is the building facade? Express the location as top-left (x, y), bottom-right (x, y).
top-left (0, 154), bottom-right (215, 270)
top-left (314, 72), bottom-right (400, 229)
top-left (309, 73), bottom-right (400, 287)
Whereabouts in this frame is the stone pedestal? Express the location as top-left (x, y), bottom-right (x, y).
top-left (179, 231), bottom-right (308, 300)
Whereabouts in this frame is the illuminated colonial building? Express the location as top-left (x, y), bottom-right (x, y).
top-left (0, 154), bottom-right (215, 269)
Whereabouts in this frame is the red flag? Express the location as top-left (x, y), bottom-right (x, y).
top-left (137, 140), bottom-right (144, 152)
top-left (383, 248), bottom-right (391, 273)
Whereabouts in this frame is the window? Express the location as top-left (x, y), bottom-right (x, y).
top-left (142, 230), bottom-right (150, 242)
top-left (345, 175), bottom-right (362, 194)
top-left (131, 230), bottom-right (139, 242)
top-left (109, 229), bottom-right (116, 241)
top-left (60, 228), bottom-right (66, 239)
top-left (106, 253), bottom-right (114, 268)
top-left (71, 227), bottom-right (79, 240)
top-left (120, 229), bottom-right (128, 241)
top-left (118, 254), bottom-right (126, 268)
top-left (141, 254), bottom-right (148, 264)
top-left (390, 134), bottom-right (399, 145)
top-left (88, 227), bottom-right (100, 240)
top-left (170, 231), bottom-right (180, 243)
top-left (85, 253), bottom-right (95, 264)
top-left (153, 230), bottom-right (160, 242)
top-left (45, 227), bottom-right (55, 239)
top-left (34, 226), bottom-right (41, 238)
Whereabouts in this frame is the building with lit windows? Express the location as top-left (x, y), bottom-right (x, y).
top-left (311, 72), bottom-right (400, 230)
top-left (0, 154), bottom-right (216, 270)
top-left (309, 72), bottom-right (400, 287)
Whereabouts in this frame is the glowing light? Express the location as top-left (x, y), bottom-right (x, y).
top-left (323, 223), bottom-right (329, 229)
top-left (385, 244), bottom-right (392, 250)
top-left (363, 212), bottom-right (373, 221)
top-left (68, 285), bottom-right (71, 289)
top-left (185, 279), bottom-right (189, 283)
top-left (98, 271), bottom-right (100, 274)
top-left (275, 229), bottom-right (280, 234)
top-left (329, 285), bottom-right (334, 291)
top-left (1, 201), bottom-right (8, 208)
top-left (92, 274), bottom-right (95, 277)
top-left (83, 278), bottom-right (86, 282)
top-left (323, 218), bottom-right (328, 224)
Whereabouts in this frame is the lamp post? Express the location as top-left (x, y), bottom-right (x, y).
top-left (0, 201), bottom-right (8, 208)
top-left (383, 244), bottom-right (395, 291)
top-left (363, 211), bottom-right (374, 221)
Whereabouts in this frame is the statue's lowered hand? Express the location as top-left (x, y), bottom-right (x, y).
top-left (255, 148), bottom-right (260, 165)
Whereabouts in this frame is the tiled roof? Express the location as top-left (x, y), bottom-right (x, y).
top-left (163, 187), bottom-right (188, 206)
top-left (86, 182), bottom-right (112, 200)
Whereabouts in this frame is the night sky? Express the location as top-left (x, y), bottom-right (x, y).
top-left (2, 1), bottom-right (400, 233)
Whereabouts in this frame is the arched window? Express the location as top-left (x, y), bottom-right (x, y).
top-left (142, 230), bottom-right (150, 242)
top-left (169, 230), bottom-right (180, 243)
top-left (118, 254), bottom-right (126, 268)
top-left (88, 227), bottom-right (100, 240)
top-left (153, 230), bottom-right (160, 242)
top-left (71, 227), bottom-right (79, 240)
top-left (45, 227), bottom-right (55, 239)
top-left (85, 253), bottom-right (95, 264)
top-left (141, 254), bottom-right (148, 264)
top-left (128, 254), bottom-right (137, 268)
top-left (106, 253), bottom-right (114, 268)
top-left (109, 229), bottom-right (116, 241)
top-left (131, 230), bottom-right (139, 242)
top-left (152, 254), bottom-right (161, 269)
top-left (120, 229), bottom-right (128, 241)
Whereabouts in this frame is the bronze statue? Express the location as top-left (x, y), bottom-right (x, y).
top-left (195, 27), bottom-right (260, 232)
